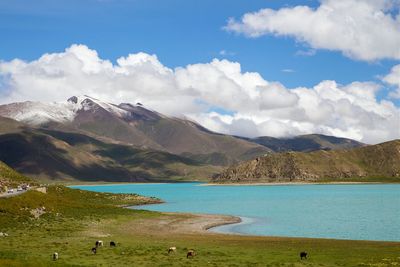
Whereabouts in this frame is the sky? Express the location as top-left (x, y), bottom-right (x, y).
top-left (0, 0), bottom-right (399, 144)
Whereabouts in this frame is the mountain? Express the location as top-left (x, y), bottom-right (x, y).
top-left (0, 117), bottom-right (219, 182)
top-left (0, 96), bottom-right (269, 166)
top-left (0, 96), bottom-right (370, 183)
top-left (242, 134), bottom-right (365, 152)
top-left (0, 161), bottom-right (33, 192)
top-left (215, 140), bottom-right (400, 183)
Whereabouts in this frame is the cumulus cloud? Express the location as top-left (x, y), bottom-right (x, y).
top-left (224, 0), bottom-right (400, 61)
top-left (383, 64), bottom-right (400, 98)
top-left (0, 44), bottom-right (399, 144)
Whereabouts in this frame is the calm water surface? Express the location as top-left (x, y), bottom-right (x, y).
top-left (71, 183), bottom-right (400, 241)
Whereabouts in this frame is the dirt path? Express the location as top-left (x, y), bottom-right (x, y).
top-left (0, 189), bottom-right (27, 198)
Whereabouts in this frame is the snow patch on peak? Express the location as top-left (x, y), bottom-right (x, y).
top-left (72, 95), bottom-right (129, 118)
top-left (0, 101), bottom-right (79, 125)
top-left (0, 95), bottom-right (138, 125)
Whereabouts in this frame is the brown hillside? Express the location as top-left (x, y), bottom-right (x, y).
top-left (215, 140), bottom-right (400, 182)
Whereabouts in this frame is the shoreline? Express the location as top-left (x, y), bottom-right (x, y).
top-left (201, 181), bottom-right (383, 186)
top-left (68, 182), bottom-right (169, 187)
top-left (130, 203), bottom-right (400, 242)
top-left (68, 181), bottom-right (389, 188)
top-left (162, 212), bottom-right (400, 243)
top-left (124, 210), bottom-right (400, 243)
top-left (166, 212), bottom-right (242, 233)
top-left (76, 183), bottom-right (400, 242)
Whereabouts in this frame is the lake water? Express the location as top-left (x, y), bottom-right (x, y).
top-left (71, 183), bottom-right (400, 241)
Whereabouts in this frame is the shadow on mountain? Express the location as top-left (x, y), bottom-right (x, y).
top-left (0, 129), bottom-right (202, 182)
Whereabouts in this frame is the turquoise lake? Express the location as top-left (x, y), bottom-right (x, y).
top-left (71, 183), bottom-right (400, 241)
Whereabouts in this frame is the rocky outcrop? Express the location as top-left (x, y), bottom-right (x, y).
top-left (215, 140), bottom-right (400, 182)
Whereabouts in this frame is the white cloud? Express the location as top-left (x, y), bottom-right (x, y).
top-left (219, 50), bottom-right (236, 56)
top-left (281, 69), bottom-right (295, 73)
top-left (224, 0), bottom-right (400, 61)
top-left (0, 44), bottom-right (399, 144)
top-left (383, 64), bottom-right (400, 98)
top-left (295, 49), bottom-right (316, 57)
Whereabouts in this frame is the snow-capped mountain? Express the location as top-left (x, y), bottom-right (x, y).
top-left (0, 100), bottom-right (78, 125)
top-left (0, 95), bottom-right (167, 127)
top-left (0, 96), bottom-right (363, 168)
top-left (0, 95), bottom-right (136, 125)
top-left (0, 96), bottom-right (269, 166)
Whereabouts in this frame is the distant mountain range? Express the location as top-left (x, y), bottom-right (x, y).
top-left (241, 134), bottom-right (364, 152)
top-left (0, 96), bottom-right (369, 182)
top-left (215, 140), bottom-right (400, 183)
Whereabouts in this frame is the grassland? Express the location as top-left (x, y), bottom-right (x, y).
top-left (0, 185), bottom-right (399, 267)
top-left (0, 161), bottom-right (34, 192)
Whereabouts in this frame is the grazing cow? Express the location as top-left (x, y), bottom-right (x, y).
top-left (95, 240), bottom-right (103, 247)
top-left (300, 251), bottom-right (307, 260)
top-left (110, 241), bottom-right (116, 247)
top-left (186, 249), bottom-right (195, 258)
top-left (91, 247), bottom-right (97, 255)
top-left (168, 247), bottom-right (176, 254)
top-left (53, 252), bottom-right (58, 261)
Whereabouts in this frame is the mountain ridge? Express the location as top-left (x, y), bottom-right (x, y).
top-left (240, 134), bottom-right (365, 152)
top-left (0, 116), bottom-right (219, 182)
top-left (215, 140), bottom-right (400, 183)
top-left (0, 96), bottom-right (270, 165)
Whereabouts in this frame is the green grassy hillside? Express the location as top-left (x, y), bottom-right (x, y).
top-left (216, 140), bottom-right (400, 182)
top-left (0, 185), bottom-right (160, 228)
top-left (0, 182), bottom-right (399, 266)
top-left (0, 161), bottom-right (33, 192)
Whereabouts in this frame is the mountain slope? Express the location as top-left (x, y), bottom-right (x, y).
top-left (0, 117), bottom-right (219, 182)
top-left (215, 140), bottom-right (400, 182)
top-left (0, 161), bottom-right (33, 192)
top-left (244, 134), bottom-right (364, 152)
top-left (0, 97), bottom-right (270, 165)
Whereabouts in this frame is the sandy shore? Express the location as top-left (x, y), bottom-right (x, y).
top-left (120, 212), bottom-right (242, 235)
top-left (173, 213), bottom-right (242, 233)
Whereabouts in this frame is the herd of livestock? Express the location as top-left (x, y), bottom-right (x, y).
top-left (52, 240), bottom-right (197, 261)
top-left (52, 240), bottom-right (308, 261)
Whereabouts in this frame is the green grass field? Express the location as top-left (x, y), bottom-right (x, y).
top-left (0, 186), bottom-right (399, 266)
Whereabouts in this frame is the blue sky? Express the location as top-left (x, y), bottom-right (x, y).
top-left (0, 0), bottom-right (396, 89)
top-left (0, 0), bottom-right (399, 143)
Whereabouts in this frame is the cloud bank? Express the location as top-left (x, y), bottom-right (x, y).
top-left (0, 44), bottom-right (399, 144)
top-left (224, 0), bottom-right (400, 61)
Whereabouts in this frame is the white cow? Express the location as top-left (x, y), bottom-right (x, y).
top-left (53, 252), bottom-right (59, 261)
top-left (95, 240), bottom-right (103, 247)
top-left (168, 247), bottom-right (176, 254)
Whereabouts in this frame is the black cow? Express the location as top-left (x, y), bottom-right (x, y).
top-left (187, 249), bottom-right (195, 258)
top-left (91, 247), bottom-right (97, 255)
top-left (300, 251), bottom-right (307, 260)
top-left (110, 241), bottom-right (116, 247)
